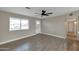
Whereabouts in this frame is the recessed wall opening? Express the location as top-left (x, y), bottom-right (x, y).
top-left (66, 18), bottom-right (77, 40)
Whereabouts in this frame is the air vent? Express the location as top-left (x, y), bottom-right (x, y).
top-left (25, 7), bottom-right (31, 9)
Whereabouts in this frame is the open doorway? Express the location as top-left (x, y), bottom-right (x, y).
top-left (35, 20), bottom-right (41, 34)
top-left (66, 18), bottom-right (77, 40)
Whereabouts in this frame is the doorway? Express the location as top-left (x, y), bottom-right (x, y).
top-left (35, 20), bottom-right (41, 34)
top-left (66, 19), bottom-right (77, 40)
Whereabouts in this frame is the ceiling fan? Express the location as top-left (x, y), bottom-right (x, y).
top-left (35, 10), bottom-right (53, 17)
top-left (25, 7), bottom-right (53, 17)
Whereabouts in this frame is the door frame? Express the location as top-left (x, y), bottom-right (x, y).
top-left (65, 16), bottom-right (78, 39)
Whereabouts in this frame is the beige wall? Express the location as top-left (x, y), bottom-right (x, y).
top-left (73, 10), bottom-right (79, 39)
top-left (41, 10), bottom-right (79, 39)
top-left (0, 11), bottom-right (41, 43)
top-left (41, 15), bottom-right (66, 38)
top-left (66, 10), bottom-right (79, 40)
top-left (1, 9), bottom-right (79, 43)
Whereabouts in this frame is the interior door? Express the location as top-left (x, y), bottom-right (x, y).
top-left (36, 20), bottom-right (41, 34)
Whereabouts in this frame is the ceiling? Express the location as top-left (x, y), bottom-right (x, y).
top-left (0, 7), bottom-right (79, 19)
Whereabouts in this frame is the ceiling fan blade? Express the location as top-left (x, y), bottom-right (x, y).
top-left (42, 10), bottom-right (46, 13)
top-left (42, 10), bottom-right (45, 12)
top-left (47, 13), bottom-right (53, 14)
top-left (45, 14), bottom-right (49, 16)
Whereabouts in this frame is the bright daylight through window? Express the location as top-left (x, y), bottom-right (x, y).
top-left (21, 19), bottom-right (29, 30)
top-left (9, 17), bottom-right (29, 31)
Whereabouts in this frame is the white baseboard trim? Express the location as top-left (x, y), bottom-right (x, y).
top-left (0, 34), bottom-right (37, 45)
top-left (42, 33), bottom-right (66, 39)
top-left (0, 33), bottom-right (65, 45)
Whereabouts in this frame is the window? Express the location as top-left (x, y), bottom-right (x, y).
top-left (9, 17), bottom-right (29, 31)
top-left (9, 17), bottom-right (20, 31)
top-left (21, 19), bottom-right (29, 30)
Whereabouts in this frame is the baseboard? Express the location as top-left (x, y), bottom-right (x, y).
top-left (42, 33), bottom-right (66, 39)
top-left (0, 33), bottom-right (65, 45)
top-left (0, 34), bottom-right (37, 45)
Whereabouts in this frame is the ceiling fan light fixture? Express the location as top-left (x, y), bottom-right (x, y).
top-left (35, 10), bottom-right (53, 17)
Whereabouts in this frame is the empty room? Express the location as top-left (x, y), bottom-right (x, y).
top-left (0, 7), bottom-right (79, 51)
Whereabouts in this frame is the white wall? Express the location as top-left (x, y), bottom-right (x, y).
top-left (35, 20), bottom-right (41, 34)
top-left (1, 9), bottom-right (79, 44)
top-left (73, 10), bottom-right (79, 39)
top-left (41, 15), bottom-right (66, 38)
top-left (65, 10), bottom-right (79, 40)
top-left (0, 11), bottom-right (41, 43)
top-left (41, 10), bottom-right (79, 39)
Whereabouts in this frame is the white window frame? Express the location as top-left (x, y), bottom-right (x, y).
top-left (9, 17), bottom-right (20, 31)
top-left (9, 17), bottom-right (29, 31)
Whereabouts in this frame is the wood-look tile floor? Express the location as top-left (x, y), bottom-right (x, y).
top-left (0, 33), bottom-right (79, 51)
